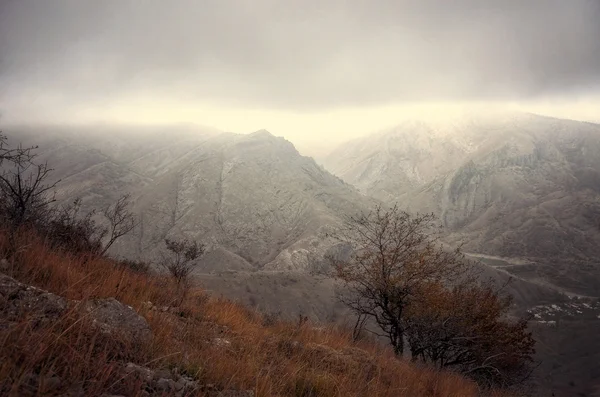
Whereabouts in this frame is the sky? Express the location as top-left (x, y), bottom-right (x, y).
top-left (1, 0), bottom-right (600, 147)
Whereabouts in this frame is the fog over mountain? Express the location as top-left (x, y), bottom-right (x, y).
top-left (2, 1), bottom-right (600, 141)
top-left (4, 116), bottom-right (600, 396)
top-left (7, 125), bottom-right (377, 272)
top-left (2, 1), bottom-right (600, 395)
top-left (324, 112), bottom-right (600, 296)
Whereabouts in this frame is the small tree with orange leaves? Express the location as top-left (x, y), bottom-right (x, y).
top-left (331, 205), bottom-right (471, 356)
top-left (332, 205), bottom-right (535, 388)
top-left (405, 281), bottom-right (535, 388)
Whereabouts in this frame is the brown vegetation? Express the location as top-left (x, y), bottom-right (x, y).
top-left (0, 133), bottom-right (516, 396)
top-left (405, 282), bottom-right (535, 388)
top-left (0, 228), bottom-right (493, 396)
top-left (332, 205), bottom-right (535, 389)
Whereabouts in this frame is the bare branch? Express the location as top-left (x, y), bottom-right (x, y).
top-left (330, 204), bottom-right (534, 387)
top-left (99, 194), bottom-right (137, 256)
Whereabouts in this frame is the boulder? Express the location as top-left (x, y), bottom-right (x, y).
top-left (80, 298), bottom-right (152, 341)
top-left (0, 273), bottom-right (68, 328)
top-left (0, 273), bottom-right (152, 342)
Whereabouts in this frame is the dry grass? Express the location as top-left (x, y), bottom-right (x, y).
top-left (0, 229), bottom-right (492, 396)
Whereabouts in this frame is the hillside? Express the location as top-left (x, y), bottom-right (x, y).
top-left (5, 125), bottom-right (565, 311)
top-left (8, 125), bottom-right (374, 272)
top-left (0, 229), bottom-right (484, 397)
top-left (3, 123), bottom-right (589, 396)
top-left (322, 113), bottom-right (600, 396)
top-left (323, 113), bottom-right (600, 297)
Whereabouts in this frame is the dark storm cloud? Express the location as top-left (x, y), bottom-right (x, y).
top-left (1, 0), bottom-right (600, 110)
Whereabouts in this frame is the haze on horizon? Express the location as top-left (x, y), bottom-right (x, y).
top-left (1, 0), bottom-right (600, 149)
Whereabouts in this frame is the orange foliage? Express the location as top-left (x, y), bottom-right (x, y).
top-left (0, 229), bottom-right (497, 396)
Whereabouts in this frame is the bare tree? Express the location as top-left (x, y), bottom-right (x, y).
top-left (161, 238), bottom-right (205, 287)
top-left (45, 198), bottom-right (107, 254)
top-left (0, 158), bottom-right (58, 229)
top-left (99, 194), bottom-right (137, 256)
top-left (0, 132), bottom-right (37, 166)
top-left (332, 205), bottom-right (535, 388)
top-left (331, 205), bottom-right (472, 356)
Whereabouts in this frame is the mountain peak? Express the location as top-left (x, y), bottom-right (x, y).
top-left (241, 129), bottom-right (302, 156)
top-left (249, 129), bottom-right (274, 138)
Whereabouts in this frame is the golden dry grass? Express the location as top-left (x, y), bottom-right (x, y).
top-left (0, 229), bottom-right (492, 396)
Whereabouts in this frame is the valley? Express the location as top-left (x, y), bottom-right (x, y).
top-left (4, 2), bottom-right (599, 395)
top-left (4, 112), bottom-right (600, 396)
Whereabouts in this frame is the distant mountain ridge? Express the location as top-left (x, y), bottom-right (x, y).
top-left (7, 125), bottom-right (374, 272)
top-left (323, 112), bottom-right (600, 296)
top-left (5, 118), bottom-right (600, 396)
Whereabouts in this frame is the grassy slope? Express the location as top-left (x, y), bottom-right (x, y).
top-left (0, 230), bottom-right (494, 397)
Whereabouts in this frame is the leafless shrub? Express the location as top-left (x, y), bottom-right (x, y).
top-left (43, 198), bottom-right (106, 254)
top-left (0, 159), bottom-right (58, 229)
top-left (99, 194), bottom-right (137, 256)
top-left (0, 132), bottom-right (37, 166)
top-left (160, 238), bottom-right (205, 304)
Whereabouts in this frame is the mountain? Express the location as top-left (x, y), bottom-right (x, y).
top-left (324, 112), bottom-right (600, 296)
top-left (6, 125), bottom-right (374, 272)
top-left (6, 121), bottom-right (592, 395)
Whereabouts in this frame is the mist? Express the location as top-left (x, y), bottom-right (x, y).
top-left (1, 0), bottom-right (600, 147)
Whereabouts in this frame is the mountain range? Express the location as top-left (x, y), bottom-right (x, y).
top-left (5, 112), bottom-right (600, 396)
top-left (323, 112), bottom-right (600, 297)
top-left (9, 125), bottom-right (373, 273)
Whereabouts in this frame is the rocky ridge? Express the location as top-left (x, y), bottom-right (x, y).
top-left (7, 125), bottom-right (374, 273)
top-left (323, 113), bottom-right (600, 296)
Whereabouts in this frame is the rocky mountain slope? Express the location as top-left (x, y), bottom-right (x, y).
top-left (324, 113), bottom-right (600, 296)
top-left (5, 121), bottom-right (595, 395)
top-left (7, 125), bottom-right (374, 272)
top-left (0, 229), bottom-right (482, 397)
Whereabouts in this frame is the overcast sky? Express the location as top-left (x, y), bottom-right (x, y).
top-left (1, 0), bottom-right (600, 145)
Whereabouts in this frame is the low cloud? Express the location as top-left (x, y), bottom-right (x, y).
top-left (1, 0), bottom-right (599, 116)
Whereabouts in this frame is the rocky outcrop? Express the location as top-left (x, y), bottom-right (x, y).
top-left (121, 363), bottom-right (254, 397)
top-left (0, 272), bottom-right (68, 328)
top-left (81, 298), bottom-right (152, 341)
top-left (0, 272), bottom-right (151, 341)
top-left (324, 113), bottom-right (600, 296)
top-left (0, 273), bottom-right (259, 396)
top-left (12, 362), bottom-right (255, 397)
top-left (10, 126), bottom-right (374, 272)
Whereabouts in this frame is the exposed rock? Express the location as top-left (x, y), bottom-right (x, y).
top-left (212, 337), bottom-right (232, 347)
top-left (323, 113), bottom-right (600, 296)
top-left (122, 362), bottom-right (219, 396)
top-left (120, 362), bottom-right (255, 397)
top-left (10, 126), bottom-right (374, 272)
top-left (0, 274), bottom-right (152, 342)
top-left (124, 362), bottom-right (155, 383)
top-left (0, 273), bottom-right (68, 327)
top-left (155, 377), bottom-right (177, 393)
top-left (80, 298), bottom-right (152, 341)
